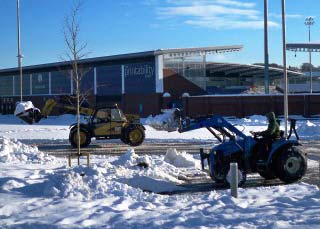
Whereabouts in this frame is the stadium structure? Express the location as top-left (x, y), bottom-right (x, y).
top-left (0, 45), bottom-right (319, 117)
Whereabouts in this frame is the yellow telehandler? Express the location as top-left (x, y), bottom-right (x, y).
top-left (15, 99), bottom-right (145, 147)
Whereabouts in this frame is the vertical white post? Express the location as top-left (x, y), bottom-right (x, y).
top-left (281, 0), bottom-right (288, 137)
top-left (30, 74), bottom-right (32, 95)
top-left (155, 55), bottom-right (164, 93)
top-left (230, 163), bottom-right (238, 198)
top-left (70, 70), bottom-right (73, 94)
top-left (13, 76), bottom-right (15, 95)
top-left (264, 0), bottom-right (270, 94)
top-left (49, 72), bottom-right (52, 95)
top-left (121, 65), bottom-right (125, 94)
top-left (17, 0), bottom-right (23, 102)
top-left (94, 67), bottom-right (97, 95)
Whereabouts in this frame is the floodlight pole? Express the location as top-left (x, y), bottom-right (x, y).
top-left (17, 0), bottom-right (23, 102)
top-left (281, 0), bottom-right (288, 137)
top-left (264, 0), bottom-right (270, 94)
top-left (305, 17), bottom-right (315, 93)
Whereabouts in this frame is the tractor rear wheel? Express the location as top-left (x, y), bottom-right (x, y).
top-left (276, 146), bottom-right (307, 183)
top-left (69, 128), bottom-right (91, 148)
top-left (126, 125), bottom-right (145, 146)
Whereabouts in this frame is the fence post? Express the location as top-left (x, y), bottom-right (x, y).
top-left (230, 162), bottom-right (238, 198)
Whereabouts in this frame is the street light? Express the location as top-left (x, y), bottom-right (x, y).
top-left (304, 16), bottom-right (315, 93)
top-left (264, 0), bottom-right (270, 94)
top-left (281, 0), bottom-right (288, 138)
top-left (17, 0), bottom-right (23, 102)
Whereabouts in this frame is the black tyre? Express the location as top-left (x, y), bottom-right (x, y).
top-left (69, 128), bottom-right (91, 148)
top-left (126, 125), bottom-right (145, 146)
top-left (276, 146), bottom-right (307, 183)
top-left (259, 170), bottom-right (277, 180)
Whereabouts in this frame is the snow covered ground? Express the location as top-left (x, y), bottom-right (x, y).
top-left (1, 113), bottom-right (320, 143)
top-left (0, 114), bottom-right (319, 228)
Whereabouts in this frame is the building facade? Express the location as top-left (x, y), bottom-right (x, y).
top-left (1, 45), bottom-right (317, 117)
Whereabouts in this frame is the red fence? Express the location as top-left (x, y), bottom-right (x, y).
top-left (181, 94), bottom-right (320, 118)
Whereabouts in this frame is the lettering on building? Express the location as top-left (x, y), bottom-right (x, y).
top-left (124, 64), bottom-right (154, 79)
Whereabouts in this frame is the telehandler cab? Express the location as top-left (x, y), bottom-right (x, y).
top-left (15, 99), bottom-right (145, 147)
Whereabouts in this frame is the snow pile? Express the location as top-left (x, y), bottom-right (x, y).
top-left (111, 149), bottom-right (189, 190)
top-left (43, 155), bottom-right (184, 199)
top-left (164, 148), bottom-right (199, 168)
top-left (43, 165), bottom-right (137, 200)
top-left (0, 137), bottom-right (55, 163)
top-left (297, 121), bottom-right (320, 139)
top-left (144, 109), bottom-right (179, 132)
top-left (112, 148), bottom-right (152, 167)
top-left (14, 101), bottom-right (35, 115)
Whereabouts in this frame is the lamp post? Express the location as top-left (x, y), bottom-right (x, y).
top-left (17, 0), bottom-right (23, 102)
top-left (281, 0), bottom-right (288, 138)
top-left (264, 0), bottom-right (270, 94)
top-left (304, 16), bottom-right (315, 93)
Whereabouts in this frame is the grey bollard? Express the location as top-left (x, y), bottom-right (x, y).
top-left (230, 162), bottom-right (238, 198)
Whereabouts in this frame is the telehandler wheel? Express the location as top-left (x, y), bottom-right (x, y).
top-left (126, 125), bottom-right (145, 146)
top-left (69, 128), bottom-right (91, 148)
top-left (276, 146), bottom-right (307, 183)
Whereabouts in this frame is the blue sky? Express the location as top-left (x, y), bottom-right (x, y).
top-left (0, 0), bottom-right (319, 69)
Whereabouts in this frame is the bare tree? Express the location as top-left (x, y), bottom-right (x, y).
top-left (63, 0), bottom-right (89, 158)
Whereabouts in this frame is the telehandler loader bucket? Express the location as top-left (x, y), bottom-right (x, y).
top-left (14, 101), bottom-right (42, 124)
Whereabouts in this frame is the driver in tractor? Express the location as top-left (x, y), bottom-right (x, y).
top-left (250, 112), bottom-right (281, 160)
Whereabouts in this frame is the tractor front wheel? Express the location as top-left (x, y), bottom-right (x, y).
top-left (69, 128), bottom-right (91, 148)
top-left (276, 146), bottom-right (307, 183)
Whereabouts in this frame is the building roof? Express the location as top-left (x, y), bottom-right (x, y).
top-left (0, 45), bottom-right (242, 75)
top-left (206, 62), bottom-right (302, 78)
top-left (155, 45), bottom-right (243, 58)
top-left (286, 43), bottom-right (320, 52)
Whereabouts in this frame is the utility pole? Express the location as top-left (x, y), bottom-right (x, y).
top-left (281, 0), bottom-right (288, 138)
top-left (17, 0), bottom-right (23, 102)
top-left (264, 0), bottom-right (270, 94)
top-left (304, 16), bottom-right (315, 93)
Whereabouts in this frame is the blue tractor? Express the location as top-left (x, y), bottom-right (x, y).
top-left (176, 114), bottom-right (307, 186)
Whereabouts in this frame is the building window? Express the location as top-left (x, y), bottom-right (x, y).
top-left (51, 70), bottom-right (71, 94)
top-left (78, 68), bottom-right (94, 95)
top-left (32, 72), bottom-right (49, 94)
top-left (96, 65), bottom-right (122, 96)
top-left (14, 74), bottom-right (30, 95)
top-left (0, 76), bottom-right (13, 96)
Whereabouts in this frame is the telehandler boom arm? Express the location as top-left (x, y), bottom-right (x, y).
top-left (41, 99), bottom-right (95, 118)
